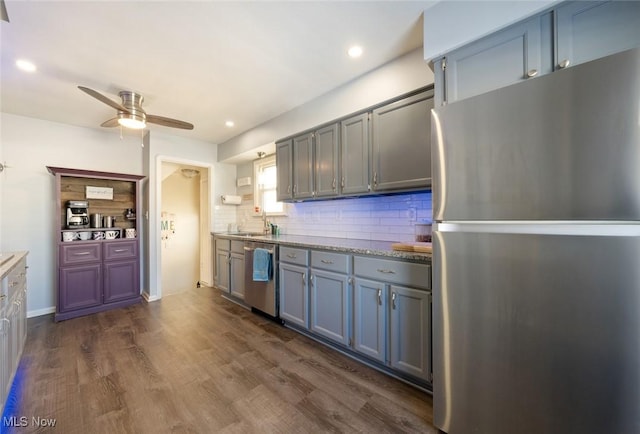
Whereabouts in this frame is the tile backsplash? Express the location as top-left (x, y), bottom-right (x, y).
top-left (236, 192), bottom-right (432, 242)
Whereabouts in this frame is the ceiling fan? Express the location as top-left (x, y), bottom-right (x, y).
top-left (78, 86), bottom-right (194, 130)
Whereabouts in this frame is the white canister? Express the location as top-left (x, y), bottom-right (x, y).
top-left (124, 228), bottom-right (136, 239)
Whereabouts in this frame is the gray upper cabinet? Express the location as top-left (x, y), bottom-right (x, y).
top-left (276, 139), bottom-right (293, 202)
top-left (437, 1), bottom-right (640, 105)
top-left (555, 1), bottom-right (640, 70)
top-left (371, 91), bottom-right (434, 191)
top-left (440, 13), bottom-right (553, 105)
top-left (340, 112), bottom-right (371, 195)
top-left (292, 133), bottom-right (314, 199)
top-left (314, 123), bottom-right (340, 198)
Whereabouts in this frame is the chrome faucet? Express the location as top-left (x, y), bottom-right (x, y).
top-left (262, 210), bottom-right (270, 234)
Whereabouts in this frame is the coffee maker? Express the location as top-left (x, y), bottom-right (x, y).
top-left (66, 200), bottom-right (89, 229)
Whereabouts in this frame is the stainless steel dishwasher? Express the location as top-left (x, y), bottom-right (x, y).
top-left (243, 241), bottom-right (278, 318)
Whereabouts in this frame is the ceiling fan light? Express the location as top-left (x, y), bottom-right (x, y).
top-left (118, 113), bottom-right (146, 129)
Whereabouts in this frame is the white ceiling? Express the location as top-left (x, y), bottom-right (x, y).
top-left (1, 1), bottom-right (435, 149)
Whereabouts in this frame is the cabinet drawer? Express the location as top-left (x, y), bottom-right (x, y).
top-left (280, 246), bottom-right (309, 266)
top-left (231, 240), bottom-right (244, 254)
top-left (60, 243), bottom-right (101, 266)
top-left (104, 240), bottom-right (138, 261)
top-left (215, 238), bottom-right (230, 251)
top-left (311, 250), bottom-right (350, 274)
top-left (354, 256), bottom-right (430, 289)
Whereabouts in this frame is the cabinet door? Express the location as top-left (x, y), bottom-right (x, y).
top-left (293, 133), bottom-right (314, 199)
top-left (371, 91), bottom-right (434, 192)
top-left (276, 139), bottom-right (293, 201)
top-left (443, 13), bottom-right (552, 104)
top-left (215, 249), bottom-right (230, 292)
top-left (389, 285), bottom-right (431, 382)
top-left (0, 311), bottom-right (7, 406)
top-left (279, 263), bottom-right (309, 329)
top-left (314, 123), bottom-right (339, 198)
top-left (59, 264), bottom-right (102, 312)
top-left (230, 252), bottom-right (245, 300)
top-left (353, 278), bottom-right (387, 363)
top-left (340, 112), bottom-right (370, 195)
top-left (103, 260), bottom-right (139, 303)
top-left (310, 269), bottom-right (350, 346)
top-left (555, 0), bottom-right (640, 71)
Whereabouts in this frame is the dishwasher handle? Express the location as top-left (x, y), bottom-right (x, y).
top-left (244, 246), bottom-right (275, 254)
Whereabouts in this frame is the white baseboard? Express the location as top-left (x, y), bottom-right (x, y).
top-left (27, 306), bottom-right (56, 318)
top-left (142, 292), bottom-right (160, 302)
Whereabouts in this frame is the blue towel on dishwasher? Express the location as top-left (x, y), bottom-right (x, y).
top-left (253, 248), bottom-right (271, 282)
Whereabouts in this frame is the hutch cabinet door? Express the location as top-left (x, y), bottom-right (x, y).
top-left (59, 264), bottom-right (102, 311)
top-left (103, 260), bottom-right (139, 303)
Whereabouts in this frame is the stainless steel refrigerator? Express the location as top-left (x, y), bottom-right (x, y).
top-left (431, 47), bottom-right (640, 434)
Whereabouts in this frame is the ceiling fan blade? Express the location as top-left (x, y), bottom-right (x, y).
top-left (78, 86), bottom-right (130, 113)
top-left (100, 118), bottom-right (119, 128)
top-left (146, 114), bottom-right (194, 130)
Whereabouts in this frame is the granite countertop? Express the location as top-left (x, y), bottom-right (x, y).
top-left (0, 251), bottom-right (29, 279)
top-left (212, 232), bottom-right (431, 263)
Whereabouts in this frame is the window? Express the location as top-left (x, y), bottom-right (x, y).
top-left (254, 155), bottom-right (285, 215)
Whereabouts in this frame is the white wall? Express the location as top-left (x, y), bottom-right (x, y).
top-left (422, 0), bottom-right (559, 61)
top-left (144, 130), bottom-right (234, 301)
top-left (218, 47), bottom-right (434, 161)
top-left (161, 169), bottom-right (200, 296)
top-left (0, 113), bottom-right (144, 317)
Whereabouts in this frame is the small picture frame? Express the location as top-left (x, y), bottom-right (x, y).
top-left (86, 186), bottom-right (113, 200)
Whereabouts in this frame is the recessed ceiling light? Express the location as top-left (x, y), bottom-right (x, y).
top-left (225, 120), bottom-right (235, 127)
top-left (16, 59), bottom-right (36, 72)
top-left (348, 46), bottom-right (363, 58)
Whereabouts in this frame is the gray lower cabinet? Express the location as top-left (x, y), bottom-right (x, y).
top-left (389, 285), bottom-right (431, 381)
top-left (214, 237), bottom-right (244, 299)
top-left (279, 246), bottom-right (309, 328)
top-left (353, 255), bottom-right (432, 383)
top-left (371, 91), bottom-right (433, 192)
top-left (353, 278), bottom-right (387, 363)
top-left (309, 250), bottom-right (351, 346)
top-left (437, 0), bottom-right (640, 105)
top-left (214, 238), bottom-right (230, 292)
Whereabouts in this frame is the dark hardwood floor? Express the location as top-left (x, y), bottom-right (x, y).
top-left (5, 286), bottom-right (435, 433)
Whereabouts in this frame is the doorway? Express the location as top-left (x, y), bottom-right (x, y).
top-left (157, 158), bottom-right (212, 298)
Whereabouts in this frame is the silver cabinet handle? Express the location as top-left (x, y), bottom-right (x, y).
top-left (287, 185), bottom-right (291, 194)
top-left (332, 178), bottom-right (336, 190)
top-left (309, 275), bottom-right (314, 286)
top-left (526, 69), bottom-right (538, 78)
top-left (341, 176), bottom-right (345, 189)
top-left (391, 292), bottom-right (397, 310)
top-left (302, 273), bottom-right (306, 285)
top-left (293, 185), bottom-right (297, 194)
top-left (286, 253), bottom-right (297, 259)
top-left (73, 251), bottom-right (91, 256)
top-left (376, 268), bottom-right (396, 274)
top-left (558, 59), bottom-right (570, 69)
top-left (377, 289), bottom-right (382, 306)
top-left (114, 249), bottom-right (127, 253)
top-left (320, 259), bottom-right (334, 264)
top-left (373, 172), bottom-right (378, 186)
